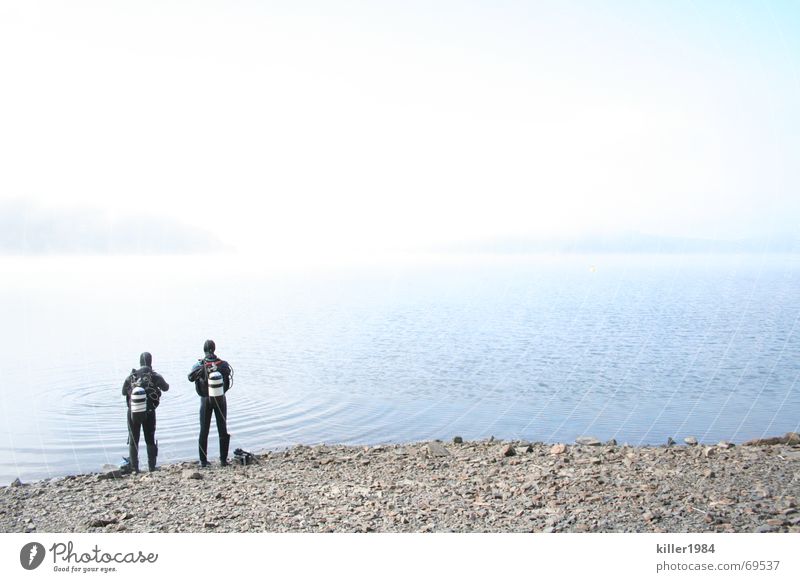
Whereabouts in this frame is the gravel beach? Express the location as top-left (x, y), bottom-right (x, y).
top-left (2, 437), bottom-right (799, 533)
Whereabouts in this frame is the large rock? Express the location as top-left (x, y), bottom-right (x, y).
top-left (550, 443), bottom-right (567, 455)
top-left (684, 436), bottom-right (698, 446)
top-left (743, 436), bottom-right (783, 446)
top-left (424, 442), bottom-right (451, 458)
top-left (10, 477), bottom-right (23, 487)
top-left (743, 433), bottom-right (800, 446)
top-left (575, 436), bottom-right (601, 446)
top-left (453, 436), bottom-right (463, 444)
top-left (717, 441), bottom-right (734, 449)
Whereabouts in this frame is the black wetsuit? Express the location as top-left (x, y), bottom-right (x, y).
top-left (188, 352), bottom-right (232, 466)
top-left (122, 353), bottom-right (169, 472)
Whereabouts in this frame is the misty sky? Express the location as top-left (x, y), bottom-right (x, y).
top-left (1, 1), bottom-right (798, 257)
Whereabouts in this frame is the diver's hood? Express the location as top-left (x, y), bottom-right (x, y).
top-left (139, 352), bottom-right (152, 367)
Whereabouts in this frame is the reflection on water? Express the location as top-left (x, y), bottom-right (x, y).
top-left (1, 253), bottom-right (799, 482)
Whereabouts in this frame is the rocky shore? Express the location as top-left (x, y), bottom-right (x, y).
top-left (2, 436), bottom-right (799, 533)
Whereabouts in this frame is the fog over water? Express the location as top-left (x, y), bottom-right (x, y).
top-left (1, 253), bottom-right (798, 483)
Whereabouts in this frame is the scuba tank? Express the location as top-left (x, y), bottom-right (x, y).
top-left (130, 385), bottom-right (148, 413)
top-left (207, 364), bottom-right (225, 398)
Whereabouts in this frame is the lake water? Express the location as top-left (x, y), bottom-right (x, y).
top-left (1, 253), bottom-right (799, 483)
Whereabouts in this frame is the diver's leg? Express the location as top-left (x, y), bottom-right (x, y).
top-left (198, 398), bottom-right (212, 467)
top-left (213, 396), bottom-right (230, 465)
top-left (128, 411), bottom-right (142, 473)
top-left (144, 412), bottom-right (158, 471)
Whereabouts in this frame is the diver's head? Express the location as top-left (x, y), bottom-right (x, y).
top-left (203, 339), bottom-right (216, 355)
top-left (139, 352), bottom-right (152, 367)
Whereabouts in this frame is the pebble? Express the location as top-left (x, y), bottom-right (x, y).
top-left (684, 436), bottom-right (698, 446)
top-left (575, 437), bottom-right (601, 446)
top-left (550, 444), bottom-right (567, 455)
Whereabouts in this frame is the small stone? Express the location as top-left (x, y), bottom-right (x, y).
top-left (766, 519), bottom-right (785, 527)
top-left (182, 470), bottom-right (203, 480)
top-left (756, 525), bottom-right (775, 533)
top-left (96, 470), bottom-right (123, 480)
top-left (717, 441), bottom-right (734, 449)
top-left (501, 444), bottom-right (516, 457)
top-left (550, 444), bottom-right (567, 455)
top-left (684, 436), bottom-right (698, 446)
top-left (204, 522), bottom-right (218, 529)
top-left (10, 478), bottom-right (23, 487)
top-left (703, 469), bottom-right (715, 478)
top-left (643, 511), bottom-right (658, 522)
top-left (25, 523), bottom-right (35, 531)
top-left (605, 439), bottom-right (617, 446)
top-left (575, 436), bottom-right (601, 446)
top-left (752, 486), bottom-right (771, 500)
top-left (89, 518), bottom-right (117, 528)
top-left (453, 436), bottom-right (463, 444)
top-left (666, 437), bottom-right (675, 447)
top-left (424, 442), bottom-right (451, 458)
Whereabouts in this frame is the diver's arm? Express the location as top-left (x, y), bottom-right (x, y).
top-left (153, 372), bottom-right (169, 392)
top-left (188, 361), bottom-right (203, 382)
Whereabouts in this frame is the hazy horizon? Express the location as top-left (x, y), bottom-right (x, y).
top-left (1, 1), bottom-right (799, 261)
top-left (1, 195), bottom-right (797, 258)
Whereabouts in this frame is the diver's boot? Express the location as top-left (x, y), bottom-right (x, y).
top-left (147, 442), bottom-right (158, 472)
top-left (199, 443), bottom-right (209, 468)
top-left (220, 433), bottom-right (231, 466)
top-left (129, 441), bottom-right (140, 474)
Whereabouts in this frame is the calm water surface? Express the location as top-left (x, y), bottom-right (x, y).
top-left (1, 253), bottom-right (798, 483)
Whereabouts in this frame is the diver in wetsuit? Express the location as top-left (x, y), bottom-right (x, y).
top-left (122, 352), bottom-right (169, 473)
top-left (188, 340), bottom-right (233, 467)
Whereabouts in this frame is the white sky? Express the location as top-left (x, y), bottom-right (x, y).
top-left (1, 1), bottom-right (798, 257)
